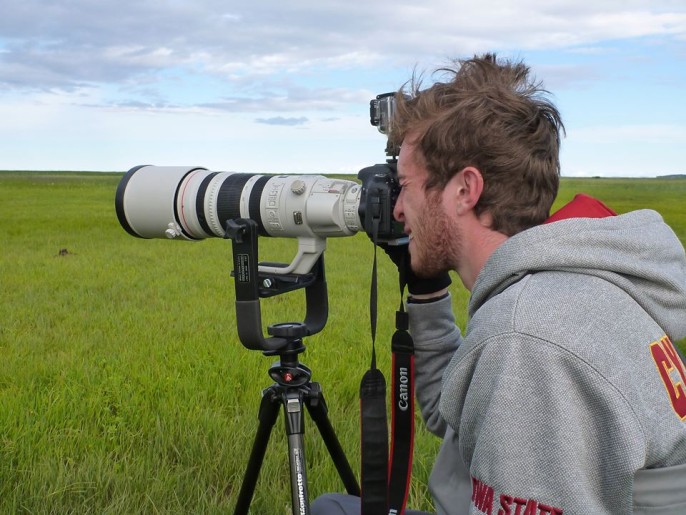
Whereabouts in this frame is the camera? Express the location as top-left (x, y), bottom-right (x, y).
top-left (359, 92), bottom-right (404, 244)
top-left (114, 93), bottom-right (405, 274)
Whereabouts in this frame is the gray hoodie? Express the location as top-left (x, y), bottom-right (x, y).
top-left (410, 209), bottom-right (686, 514)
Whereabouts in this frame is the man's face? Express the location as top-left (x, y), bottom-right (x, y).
top-left (393, 139), bottom-right (459, 277)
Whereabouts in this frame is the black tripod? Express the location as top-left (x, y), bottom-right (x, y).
top-left (233, 324), bottom-right (360, 514)
top-left (224, 219), bottom-right (360, 514)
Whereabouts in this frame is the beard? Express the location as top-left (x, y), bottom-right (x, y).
top-left (408, 190), bottom-right (460, 278)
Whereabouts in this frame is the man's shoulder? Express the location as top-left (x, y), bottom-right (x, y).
top-left (468, 269), bottom-right (663, 360)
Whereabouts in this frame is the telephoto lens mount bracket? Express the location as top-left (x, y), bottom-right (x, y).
top-left (224, 218), bottom-right (329, 353)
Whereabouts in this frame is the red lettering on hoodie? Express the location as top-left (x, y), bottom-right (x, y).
top-left (650, 335), bottom-right (686, 420)
top-left (472, 477), bottom-right (564, 515)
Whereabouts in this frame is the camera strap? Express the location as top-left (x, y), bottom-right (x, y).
top-left (361, 228), bottom-right (390, 515)
top-left (388, 292), bottom-right (415, 514)
top-left (360, 222), bottom-right (415, 515)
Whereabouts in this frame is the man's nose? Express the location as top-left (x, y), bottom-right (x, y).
top-left (393, 194), bottom-right (404, 222)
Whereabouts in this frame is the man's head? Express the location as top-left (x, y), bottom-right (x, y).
top-left (391, 53), bottom-right (565, 236)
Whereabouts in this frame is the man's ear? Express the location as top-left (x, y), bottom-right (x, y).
top-left (450, 166), bottom-right (484, 214)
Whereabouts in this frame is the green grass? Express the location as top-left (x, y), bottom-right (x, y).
top-left (1, 171), bottom-right (685, 513)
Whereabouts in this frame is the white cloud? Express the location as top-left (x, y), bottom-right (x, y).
top-left (562, 123), bottom-right (686, 177)
top-left (1, 0), bottom-right (684, 175)
top-left (2, 0), bottom-right (685, 94)
top-left (570, 124), bottom-right (686, 144)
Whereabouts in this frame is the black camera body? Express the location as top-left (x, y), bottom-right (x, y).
top-left (357, 163), bottom-right (405, 244)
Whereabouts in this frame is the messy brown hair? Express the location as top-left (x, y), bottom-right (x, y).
top-left (390, 54), bottom-right (565, 236)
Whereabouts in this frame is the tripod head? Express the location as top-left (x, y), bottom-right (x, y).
top-left (224, 218), bottom-right (328, 353)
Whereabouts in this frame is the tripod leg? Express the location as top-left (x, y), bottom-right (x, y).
top-left (306, 383), bottom-right (361, 496)
top-left (284, 390), bottom-right (310, 514)
top-left (234, 386), bottom-right (281, 515)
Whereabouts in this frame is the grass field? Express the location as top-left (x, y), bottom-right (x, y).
top-left (1, 171), bottom-right (685, 513)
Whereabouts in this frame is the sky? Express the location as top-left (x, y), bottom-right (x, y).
top-left (1, 0), bottom-right (685, 177)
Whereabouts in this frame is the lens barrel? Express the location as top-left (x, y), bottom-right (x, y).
top-left (115, 166), bottom-right (363, 240)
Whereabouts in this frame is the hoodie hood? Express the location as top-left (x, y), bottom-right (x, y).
top-left (470, 209), bottom-right (686, 340)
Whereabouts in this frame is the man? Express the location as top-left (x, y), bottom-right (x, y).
top-left (314, 54), bottom-right (686, 514)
